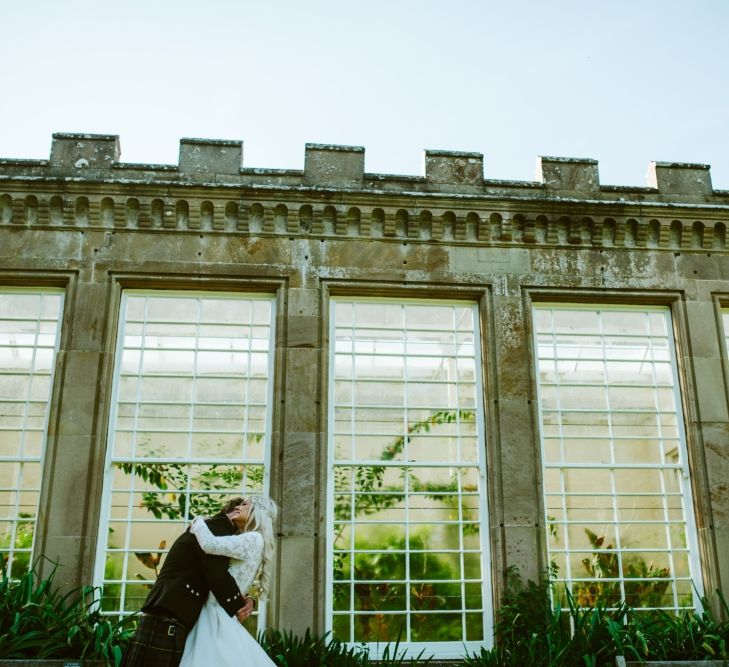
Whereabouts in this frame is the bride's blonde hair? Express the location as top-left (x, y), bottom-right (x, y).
top-left (242, 494), bottom-right (277, 600)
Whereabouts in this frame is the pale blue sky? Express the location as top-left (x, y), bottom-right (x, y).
top-left (1, 1), bottom-right (728, 188)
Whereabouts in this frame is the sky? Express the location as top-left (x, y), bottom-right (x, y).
top-left (1, 1), bottom-right (728, 189)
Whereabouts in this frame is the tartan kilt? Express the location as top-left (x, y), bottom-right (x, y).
top-left (121, 613), bottom-right (189, 667)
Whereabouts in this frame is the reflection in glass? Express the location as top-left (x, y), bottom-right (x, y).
top-left (534, 306), bottom-right (699, 613)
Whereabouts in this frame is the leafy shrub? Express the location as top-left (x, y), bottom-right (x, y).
top-left (258, 627), bottom-right (432, 666)
top-left (464, 567), bottom-right (729, 667)
top-left (0, 558), bottom-right (135, 665)
top-left (258, 628), bottom-right (368, 666)
top-left (620, 594), bottom-right (729, 662)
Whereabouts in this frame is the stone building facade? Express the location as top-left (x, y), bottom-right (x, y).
top-left (1, 133), bottom-right (728, 658)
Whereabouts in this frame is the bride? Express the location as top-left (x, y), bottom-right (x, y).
top-left (180, 495), bottom-right (278, 667)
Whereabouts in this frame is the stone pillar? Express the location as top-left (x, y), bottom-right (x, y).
top-left (274, 252), bottom-right (322, 634)
top-left (681, 298), bottom-right (729, 600)
top-left (492, 274), bottom-right (542, 585)
top-left (35, 265), bottom-right (111, 588)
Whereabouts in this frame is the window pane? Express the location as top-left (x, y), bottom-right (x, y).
top-left (328, 299), bottom-right (491, 655)
top-left (97, 292), bottom-right (275, 620)
top-left (533, 305), bottom-right (701, 613)
top-left (0, 289), bottom-right (63, 577)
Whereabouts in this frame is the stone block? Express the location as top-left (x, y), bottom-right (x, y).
top-left (492, 298), bottom-right (532, 397)
top-left (283, 348), bottom-right (319, 433)
top-left (66, 280), bottom-right (110, 350)
top-left (49, 132), bottom-right (120, 169)
top-left (287, 287), bottom-right (319, 317)
top-left (35, 535), bottom-right (85, 587)
top-left (702, 421), bottom-right (729, 527)
top-left (468, 246), bottom-right (530, 274)
top-left (279, 431), bottom-right (317, 534)
top-left (304, 143), bottom-right (364, 188)
top-left (39, 436), bottom-right (94, 534)
top-left (53, 351), bottom-right (103, 436)
top-left (286, 314), bottom-right (319, 349)
top-left (179, 137), bottom-right (243, 175)
top-left (537, 156), bottom-right (600, 193)
top-left (0, 228), bottom-right (82, 262)
top-left (647, 161), bottom-right (713, 195)
top-left (276, 535), bottom-right (317, 634)
top-left (425, 149), bottom-right (483, 185)
top-left (684, 301), bottom-right (725, 358)
top-left (502, 524), bottom-right (541, 582)
top-left (675, 252), bottom-right (722, 280)
top-left (497, 398), bottom-right (540, 525)
top-left (691, 357), bottom-right (729, 422)
top-left (317, 237), bottom-right (406, 270)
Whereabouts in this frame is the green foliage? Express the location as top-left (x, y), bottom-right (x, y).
top-left (334, 409), bottom-right (477, 522)
top-left (258, 628), bottom-right (367, 667)
top-left (332, 408), bottom-right (478, 630)
top-left (0, 558), bottom-right (135, 665)
top-left (573, 529), bottom-right (670, 609)
top-left (374, 628), bottom-right (434, 666)
top-left (335, 531), bottom-right (464, 643)
top-left (114, 460), bottom-right (263, 522)
top-left (619, 592), bottom-right (729, 662)
top-left (463, 567), bottom-right (729, 667)
top-left (257, 627), bottom-right (432, 666)
top-left (0, 516), bottom-right (34, 578)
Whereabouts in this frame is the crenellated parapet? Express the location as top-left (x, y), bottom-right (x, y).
top-left (1, 133), bottom-right (728, 252)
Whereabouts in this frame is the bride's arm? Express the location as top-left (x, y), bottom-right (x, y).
top-left (190, 516), bottom-right (263, 562)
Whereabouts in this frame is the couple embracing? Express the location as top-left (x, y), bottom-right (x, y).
top-left (122, 495), bottom-right (278, 667)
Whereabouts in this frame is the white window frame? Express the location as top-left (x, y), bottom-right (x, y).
top-left (531, 303), bottom-right (703, 613)
top-left (94, 289), bottom-right (276, 629)
top-left (325, 297), bottom-right (492, 659)
top-left (0, 287), bottom-right (64, 577)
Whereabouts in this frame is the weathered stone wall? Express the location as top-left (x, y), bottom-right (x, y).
top-left (1, 133), bottom-right (728, 633)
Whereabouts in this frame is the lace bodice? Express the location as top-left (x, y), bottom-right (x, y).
top-left (190, 517), bottom-right (264, 596)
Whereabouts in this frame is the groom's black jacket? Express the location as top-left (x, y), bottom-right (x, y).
top-left (141, 513), bottom-right (245, 629)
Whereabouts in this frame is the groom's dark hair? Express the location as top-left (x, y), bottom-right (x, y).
top-left (222, 497), bottom-right (244, 514)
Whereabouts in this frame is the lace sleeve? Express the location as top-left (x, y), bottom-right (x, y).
top-left (190, 516), bottom-right (263, 563)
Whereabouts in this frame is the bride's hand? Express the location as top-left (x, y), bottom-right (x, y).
top-left (235, 595), bottom-right (255, 623)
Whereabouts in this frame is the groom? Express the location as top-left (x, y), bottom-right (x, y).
top-left (121, 497), bottom-right (255, 666)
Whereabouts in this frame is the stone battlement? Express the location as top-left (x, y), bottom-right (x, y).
top-left (0, 132), bottom-right (726, 202)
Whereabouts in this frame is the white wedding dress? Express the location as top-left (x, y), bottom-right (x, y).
top-left (179, 519), bottom-right (275, 667)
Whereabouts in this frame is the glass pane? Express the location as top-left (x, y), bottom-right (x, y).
top-left (534, 305), bottom-right (698, 613)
